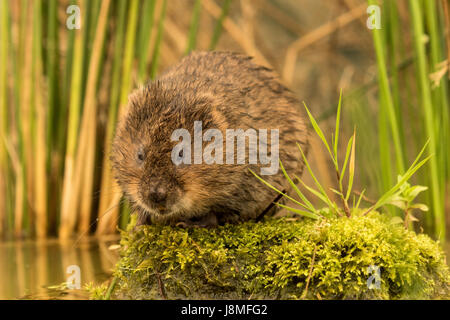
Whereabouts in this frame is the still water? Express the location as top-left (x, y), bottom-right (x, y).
top-left (0, 235), bottom-right (120, 299)
top-left (0, 236), bottom-right (449, 300)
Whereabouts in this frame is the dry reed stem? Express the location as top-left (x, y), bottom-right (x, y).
top-left (283, 3), bottom-right (366, 85)
top-left (96, 138), bottom-right (115, 230)
top-left (240, 0), bottom-right (256, 52)
top-left (96, 37), bottom-right (123, 236)
top-left (98, 0), bottom-right (141, 234)
top-left (164, 16), bottom-right (188, 55)
top-left (146, 0), bottom-right (165, 72)
top-left (202, 0), bottom-right (272, 69)
top-left (442, 0), bottom-right (450, 78)
top-left (0, 0), bottom-right (8, 235)
top-left (33, 35), bottom-right (48, 238)
top-left (255, 0), bottom-right (304, 36)
top-left (17, 1), bottom-right (34, 237)
top-left (60, 0), bottom-right (86, 239)
top-left (96, 173), bottom-right (121, 235)
top-left (301, 244), bottom-right (317, 299)
top-left (0, 172), bottom-right (4, 234)
top-left (159, 40), bottom-right (180, 67)
top-left (341, 0), bottom-right (370, 28)
top-left (59, 137), bottom-right (77, 236)
top-left (97, 192), bottom-right (122, 235)
top-left (78, 0), bottom-right (111, 234)
top-left (60, 0), bottom-right (111, 238)
top-left (4, 136), bottom-right (24, 238)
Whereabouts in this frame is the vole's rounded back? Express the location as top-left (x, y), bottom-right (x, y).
top-left (111, 51), bottom-right (308, 227)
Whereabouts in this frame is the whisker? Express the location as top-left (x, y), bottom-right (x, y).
top-left (72, 195), bottom-right (127, 249)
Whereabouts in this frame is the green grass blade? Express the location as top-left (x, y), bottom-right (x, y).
top-left (345, 131), bottom-right (356, 201)
top-left (119, 0), bottom-right (139, 107)
top-left (339, 135), bottom-right (354, 183)
top-left (150, 0), bottom-right (167, 79)
top-left (303, 102), bottom-right (335, 164)
top-left (409, 0), bottom-right (445, 240)
top-left (355, 189), bottom-right (366, 211)
top-left (209, 0), bottom-right (232, 50)
top-left (296, 142), bottom-right (335, 210)
top-left (249, 168), bottom-right (309, 210)
top-left (137, 0), bottom-right (156, 82)
top-left (275, 203), bottom-right (320, 220)
top-left (186, 0), bottom-right (202, 54)
top-left (334, 89), bottom-right (343, 162)
top-left (296, 176), bottom-right (332, 205)
top-left (368, 0), bottom-right (405, 174)
top-left (279, 160), bottom-right (316, 212)
top-left (364, 153), bottom-right (431, 215)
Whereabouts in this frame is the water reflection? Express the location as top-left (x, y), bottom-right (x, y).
top-left (0, 235), bottom-right (120, 300)
top-left (1, 236), bottom-right (449, 300)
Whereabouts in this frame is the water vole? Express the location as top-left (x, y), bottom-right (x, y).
top-left (111, 51), bottom-right (308, 227)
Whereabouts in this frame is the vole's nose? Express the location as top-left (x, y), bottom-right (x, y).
top-left (148, 183), bottom-right (167, 204)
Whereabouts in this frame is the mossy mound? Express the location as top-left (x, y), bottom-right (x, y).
top-left (92, 212), bottom-right (449, 299)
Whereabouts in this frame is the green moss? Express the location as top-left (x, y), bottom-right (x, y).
top-left (92, 212), bottom-right (449, 300)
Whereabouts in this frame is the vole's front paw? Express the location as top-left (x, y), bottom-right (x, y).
top-left (175, 221), bottom-right (190, 228)
top-left (175, 213), bottom-right (218, 228)
top-left (133, 213), bottom-right (152, 230)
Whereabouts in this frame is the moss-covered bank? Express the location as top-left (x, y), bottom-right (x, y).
top-left (91, 212), bottom-right (449, 299)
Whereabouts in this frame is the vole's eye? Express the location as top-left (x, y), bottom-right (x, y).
top-left (136, 148), bottom-right (145, 163)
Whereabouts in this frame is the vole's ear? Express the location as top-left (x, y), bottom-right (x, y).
top-left (119, 88), bottom-right (143, 129)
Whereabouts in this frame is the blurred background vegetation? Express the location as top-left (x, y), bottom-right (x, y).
top-left (0, 0), bottom-right (449, 243)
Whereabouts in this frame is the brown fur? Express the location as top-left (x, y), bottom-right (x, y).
top-left (111, 51), bottom-right (309, 227)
